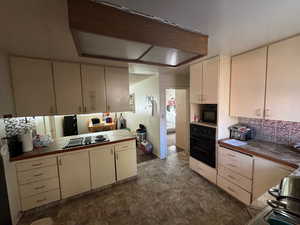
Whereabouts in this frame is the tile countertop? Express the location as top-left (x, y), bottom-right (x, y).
top-left (10, 129), bottom-right (136, 162)
top-left (219, 139), bottom-right (300, 225)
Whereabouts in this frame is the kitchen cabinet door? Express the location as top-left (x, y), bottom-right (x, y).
top-left (190, 62), bottom-right (203, 104)
top-left (10, 57), bottom-right (56, 116)
top-left (253, 157), bottom-right (293, 201)
top-left (266, 35), bottom-right (300, 122)
top-left (105, 67), bottom-right (129, 112)
top-left (53, 62), bottom-right (83, 114)
top-left (58, 151), bottom-right (91, 199)
top-left (89, 145), bottom-right (116, 189)
top-left (202, 57), bottom-right (219, 104)
top-left (230, 47), bottom-right (267, 118)
top-left (115, 147), bottom-right (137, 181)
top-left (81, 64), bottom-right (107, 113)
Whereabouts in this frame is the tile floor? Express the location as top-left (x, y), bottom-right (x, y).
top-left (18, 152), bottom-right (263, 225)
top-left (136, 147), bottom-right (157, 164)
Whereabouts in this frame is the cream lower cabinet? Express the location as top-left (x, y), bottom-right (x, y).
top-left (218, 146), bottom-right (294, 205)
top-left (217, 147), bottom-right (253, 205)
top-left (253, 157), bottom-right (293, 200)
top-left (15, 157), bottom-right (60, 211)
top-left (189, 157), bottom-right (217, 184)
top-left (115, 141), bottom-right (137, 181)
top-left (89, 145), bottom-right (116, 189)
top-left (58, 151), bottom-right (91, 199)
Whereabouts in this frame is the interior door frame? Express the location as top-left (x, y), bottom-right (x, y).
top-left (160, 87), bottom-right (190, 159)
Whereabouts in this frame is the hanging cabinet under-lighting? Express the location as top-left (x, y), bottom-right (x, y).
top-left (68, 0), bottom-right (208, 67)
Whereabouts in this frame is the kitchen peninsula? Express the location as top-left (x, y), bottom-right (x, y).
top-left (10, 129), bottom-right (137, 211)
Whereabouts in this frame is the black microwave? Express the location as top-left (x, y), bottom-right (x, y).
top-left (202, 109), bottom-right (217, 123)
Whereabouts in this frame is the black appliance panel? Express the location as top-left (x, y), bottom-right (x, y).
top-left (63, 115), bottom-right (78, 137)
top-left (190, 124), bottom-right (216, 168)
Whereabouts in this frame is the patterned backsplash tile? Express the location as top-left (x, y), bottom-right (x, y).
top-left (239, 118), bottom-right (300, 146)
top-left (3, 117), bottom-right (35, 137)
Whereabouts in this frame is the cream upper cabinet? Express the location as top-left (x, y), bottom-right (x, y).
top-left (89, 145), bottom-right (116, 189)
top-left (53, 62), bottom-right (83, 114)
top-left (10, 57), bottom-right (56, 116)
top-left (202, 57), bottom-right (219, 104)
top-left (58, 151), bottom-right (91, 199)
top-left (81, 64), bottom-right (107, 113)
top-left (190, 62), bottom-right (203, 104)
top-left (253, 157), bottom-right (293, 200)
top-left (105, 67), bottom-right (129, 112)
top-left (230, 47), bottom-right (267, 118)
top-left (266, 36), bottom-right (300, 122)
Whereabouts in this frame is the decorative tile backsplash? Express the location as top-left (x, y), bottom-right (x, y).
top-left (239, 118), bottom-right (300, 146)
top-left (3, 117), bottom-right (35, 137)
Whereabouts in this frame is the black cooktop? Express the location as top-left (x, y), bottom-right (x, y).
top-left (64, 135), bottom-right (109, 149)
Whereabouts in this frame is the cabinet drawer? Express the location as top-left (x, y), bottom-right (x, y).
top-left (16, 157), bottom-right (57, 172)
top-left (18, 166), bottom-right (58, 185)
top-left (116, 140), bottom-right (135, 152)
top-left (217, 176), bottom-right (251, 205)
top-left (19, 177), bottom-right (60, 198)
top-left (21, 189), bottom-right (60, 211)
top-left (219, 147), bottom-right (253, 179)
top-left (218, 166), bottom-right (252, 192)
top-left (190, 157), bottom-right (217, 184)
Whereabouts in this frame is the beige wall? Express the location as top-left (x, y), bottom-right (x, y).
top-left (124, 75), bottom-right (160, 157)
top-left (159, 69), bottom-right (189, 159)
top-left (0, 51), bottom-right (14, 115)
top-left (175, 89), bottom-right (188, 151)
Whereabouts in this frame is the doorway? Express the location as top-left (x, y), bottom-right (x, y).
top-left (165, 89), bottom-right (188, 156)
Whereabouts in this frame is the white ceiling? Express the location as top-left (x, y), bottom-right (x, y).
top-left (107, 0), bottom-right (300, 57)
top-left (1, 0), bottom-right (300, 69)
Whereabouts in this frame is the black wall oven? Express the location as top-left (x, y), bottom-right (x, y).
top-left (190, 124), bottom-right (216, 168)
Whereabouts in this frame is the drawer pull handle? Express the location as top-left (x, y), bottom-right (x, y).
top-left (35, 185), bottom-right (46, 190)
top-left (228, 154), bottom-right (236, 158)
top-left (36, 198), bottom-right (47, 203)
top-left (32, 163), bottom-right (42, 167)
top-left (227, 187), bottom-right (236, 193)
top-left (228, 164), bottom-right (236, 168)
top-left (34, 173), bottom-right (44, 177)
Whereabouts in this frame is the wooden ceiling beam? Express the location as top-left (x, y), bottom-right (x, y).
top-left (68, 0), bottom-right (208, 55)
